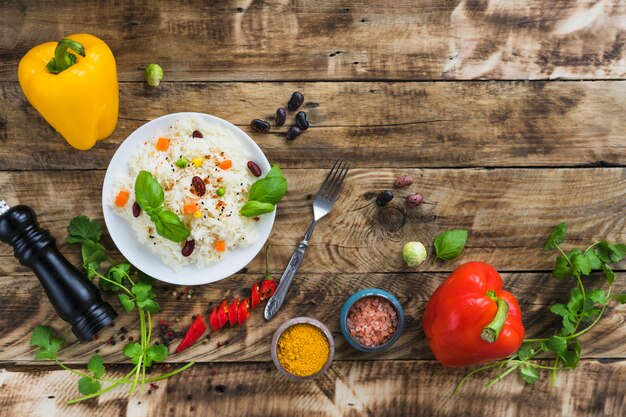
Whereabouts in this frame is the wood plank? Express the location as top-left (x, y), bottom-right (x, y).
top-left (1, 168), bottom-right (624, 272)
top-left (1, 360), bottom-right (624, 416)
top-left (1, 81), bottom-right (626, 170)
top-left (1, 1), bottom-right (624, 81)
top-left (0, 271), bottom-right (624, 363)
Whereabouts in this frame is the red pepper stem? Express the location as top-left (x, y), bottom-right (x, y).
top-left (47, 38), bottom-right (85, 74)
top-left (481, 292), bottom-right (509, 343)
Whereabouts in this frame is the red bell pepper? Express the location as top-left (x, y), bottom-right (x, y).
top-left (175, 314), bottom-right (207, 353)
top-left (423, 262), bottom-right (525, 367)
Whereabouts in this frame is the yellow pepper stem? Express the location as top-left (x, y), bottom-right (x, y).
top-left (46, 39), bottom-right (86, 74)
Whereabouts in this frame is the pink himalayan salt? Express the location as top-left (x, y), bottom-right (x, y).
top-left (346, 296), bottom-right (398, 348)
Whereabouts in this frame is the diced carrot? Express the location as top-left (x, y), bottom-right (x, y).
top-left (115, 191), bottom-right (130, 207)
top-left (219, 159), bottom-right (232, 170)
top-left (183, 203), bottom-right (198, 214)
top-left (156, 137), bottom-right (170, 151)
top-left (214, 240), bottom-right (226, 252)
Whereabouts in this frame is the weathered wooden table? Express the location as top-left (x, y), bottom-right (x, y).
top-left (1, 1), bottom-right (625, 416)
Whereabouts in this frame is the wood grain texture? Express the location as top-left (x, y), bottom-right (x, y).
top-left (0, 272), bottom-right (624, 363)
top-left (1, 360), bottom-right (625, 417)
top-left (2, 80), bottom-right (626, 170)
top-left (1, 0), bottom-right (624, 81)
top-left (1, 168), bottom-right (623, 272)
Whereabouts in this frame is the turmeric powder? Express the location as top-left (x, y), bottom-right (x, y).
top-left (277, 323), bottom-right (330, 377)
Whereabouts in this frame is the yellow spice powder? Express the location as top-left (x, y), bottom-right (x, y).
top-left (277, 323), bottom-right (330, 377)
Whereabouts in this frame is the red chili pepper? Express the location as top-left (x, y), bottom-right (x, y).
top-left (228, 299), bottom-right (239, 326)
top-left (423, 262), bottom-right (525, 367)
top-left (251, 283), bottom-right (261, 308)
top-left (217, 299), bottom-right (229, 329)
top-left (237, 297), bottom-right (251, 325)
top-left (259, 279), bottom-right (277, 300)
top-left (209, 306), bottom-right (220, 332)
top-left (175, 314), bottom-right (207, 353)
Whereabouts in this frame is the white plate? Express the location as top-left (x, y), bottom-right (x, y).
top-left (102, 112), bottom-right (275, 285)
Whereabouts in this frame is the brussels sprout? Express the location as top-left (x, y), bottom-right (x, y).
top-left (403, 241), bottom-right (427, 267)
top-left (144, 63), bottom-right (164, 87)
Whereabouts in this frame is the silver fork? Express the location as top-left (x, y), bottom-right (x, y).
top-left (264, 159), bottom-right (350, 320)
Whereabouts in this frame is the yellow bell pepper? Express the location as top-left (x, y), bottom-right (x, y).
top-left (18, 34), bottom-right (118, 150)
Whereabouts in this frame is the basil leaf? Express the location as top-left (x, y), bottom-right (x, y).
top-left (543, 223), bottom-right (567, 251)
top-left (433, 229), bottom-right (468, 261)
top-left (152, 209), bottom-right (190, 242)
top-left (249, 176), bottom-right (287, 205)
top-left (135, 170), bottom-right (164, 211)
top-left (519, 365), bottom-right (539, 384)
top-left (265, 164), bottom-right (283, 178)
top-left (240, 201), bottom-right (276, 217)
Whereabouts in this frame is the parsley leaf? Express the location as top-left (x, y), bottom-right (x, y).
top-left (543, 223), bottom-right (567, 251)
top-left (137, 298), bottom-right (160, 313)
top-left (585, 249), bottom-right (602, 270)
top-left (594, 241), bottom-right (626, 264)
top-left (66, 216), bottom-right (102, 244)
top-left (123, 342), bottom-right (143, 365)
top-left (118, 294), bottom-right (136, 312)
top-left (516, 343), bottom-right (535, 362)
top-left (601, 263), bottom-right (616, 285)
top-left (131, 283), bottom-right (152, 302)
top-left (433, 229), bottom-right (468, 261)
top-left (549, 303), bottom-right (576, 336)
top-left (81, 240), bottom-right (108, 277)
top-left (144, 344), bottom-right (168, 367)
top-left (570, 250), bottom-right (591, 277)
top-left (77, 377), bottom-right (101, 395)
top-left (560, 340), bottom-right (581, 369)
top-left (541, 335), bottom-right (568, 355)
top-left (87, 355), bottom-right (105, 378)
top-left (553, 254), bottom-right (572, 279)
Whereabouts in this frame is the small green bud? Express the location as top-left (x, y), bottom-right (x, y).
top-left (403, 241), bottom-right (427, 267)
top-left (175, 158), bottom-right (188, 168)
top-left (216, 187), bottom-right (226, 197)
top-left (144, 64), bottom-right (164, 87)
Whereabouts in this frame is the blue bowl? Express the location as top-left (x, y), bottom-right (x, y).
top-left (340, 288), bottom-right (404, 352)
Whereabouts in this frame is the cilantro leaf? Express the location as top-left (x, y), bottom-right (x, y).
top-left (87, 355), bottom-right (105, 378)
top-left (587, 289), bottom-right (608, 305)
top-left (81, 240), bottom-right (107, 276)
top-left (66, 216), bottom-right (102, 244)
top-left (549, 303), bottom-right (576, 336)
top-left (543, 223), bottom-right (567, 251)
top-left (553, 254), bottom-right (572, 279)
top-left (433, 229), bottom-right (468, 261)
top-left (144, 344), bottom-right (168, 367)
top-left (601, 263), bottom-right (616, 285)
top-left (570, 251), bottom-right (591, 277)
top-left (78, 377), bottom-right (101, 395)
top-left (101, 263), bottom-right (131, 292)
top-left (560, 340), bottom-right (581, 369)
top-left (519, 365), bottom-right (539, 384)
top-left (594, 241), bottom-right (626, 264)
top-left (123, 342), bottom-right (143, 365)
top-left (30, 325), bottom-right (64, 360)
top-left (611, 293), bottom-right (626, 303)
top-left (516, 343), bottom-right (535, 362)
top-left (541, 335), bottom-right (568, 355)
top-left (131, 283), bottom-right (152, 302)
top-left (137, 298), bottom-right (160, 313)
top-left (118, 294), bottom-right (136, 312)
top-left (566, 288), bottom-right (584, 314)
top-left (585, 250), bottom-right (602, 270)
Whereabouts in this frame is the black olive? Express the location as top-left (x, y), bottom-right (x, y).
top-left (275, 108), bottom-right (287, 126)
top-left (250, 119), bottom-right (271, 133)
top-left (376, 190), bottom-right (394, 206)
top-left (288, 91), bottom-right (304, 111)
top-left (295, 111), bottom-right (309, 130)
top-left (286, 126), bottom-right (301, 141)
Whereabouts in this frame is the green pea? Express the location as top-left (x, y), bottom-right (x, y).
top-left (176, 158), bottom-right (188, 168)
top-left (216, 187), bottom-right (226, 197)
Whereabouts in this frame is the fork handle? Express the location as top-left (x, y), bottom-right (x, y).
top-left (264, 220), bottom-right (316, 320)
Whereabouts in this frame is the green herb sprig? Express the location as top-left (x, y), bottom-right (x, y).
top-left (433, 229), bottom-right (468, 261)
top-left (240, 164), bottom-right (287, 217)
top-left (135, 170), bottom-right (190, 242)
top-left (454, 223), bottom-right (625, 393)
top-left (29, 216), bottom-right (194, 404)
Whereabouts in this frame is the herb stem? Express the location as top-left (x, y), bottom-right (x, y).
top-left (486, 363), bottom-right (520, 388)
top-left (54, 359), bottom-right (120, 383)
top-left (568, 286), bottom-right (612, 339)
top-left (453, 362), bottom-right (504, 394)
top-left (93, 271), bottom-right (134, 297)
top-left (522, 338), bottom-right (547, 343)
top-left (67, 366), bottom-right (138, 404)
top-left (142, 361), bottom-right (196, 383)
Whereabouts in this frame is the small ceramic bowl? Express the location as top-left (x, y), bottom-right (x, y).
top-left (271, 317), bottom-right (335, 380)
top-left (340, 288), bottom-right (405, 352)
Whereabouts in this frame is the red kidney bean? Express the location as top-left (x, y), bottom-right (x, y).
top-left (132, 202), bottom-right (141, 217)
top-left (406, 193), bottom-right (424, 207)
top-left (275, 108), bottom-right (287, 126)
top-left (181, 240), bottom-right (195, 257)
top-left (250, 119), bottom-right (271, 133)
top-left (394, 175), bottom-right (414, 188)
top-left (247, 161), bottom-right (262, 177)
top-left (288, 92), bottom-right (304, 111)
top-left (295, 111), bottom-right (309, 130)
top-left (286, 126), bottom-right (301, 141)
top-left (192, 130), bottom-right (203, 138)
top-left (191, 176), bottom-right (206, 196)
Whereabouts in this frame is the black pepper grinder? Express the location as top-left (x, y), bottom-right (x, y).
top-left (0, 201), bottom-right (117, 342)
